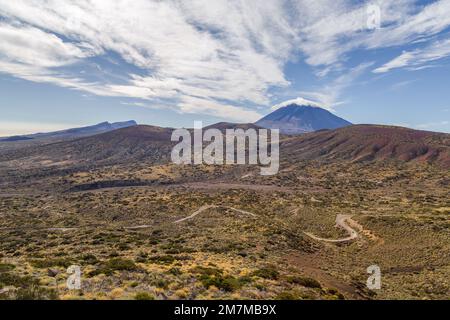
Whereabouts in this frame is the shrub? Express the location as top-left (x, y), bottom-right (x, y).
top-left (192, 266), bottom-right (250, 292)
top-left (191, 266), bottom-right (223, 277)
top-left (89, 258), bottom-right (139, 276)
top-left (81, 254), bottom-right (99, 265)
top-left (275, 291), bottom-right (301, 300)
top-left (16, 286), bottom-right (59, 300)
top-left (0, 263), bottom-right (15, 272)
top-left (29, 258), bottom-right (72, 269)
top-left (287, 276), bottom-right (322, 289)
top-left (252, 266), bottom-right (279, 280)
top-left (200, 275), bottom-right (242, 292)
top-left (0, 273), bottom-right (39, 289)
top-left (116, 243), bottom-right (131, 251)
top-left (134, 292), bottom-right (155, 300)
top-left (327, 288), bottom-right (345, 300)
top-left (148, 255), bottom-right (176, 265)
top-left (167, 267), bottom-right (182, 276)
top-left (0, 271), bottom-right (57, 300)
top-left (152, 278), bottom-right (169, 289)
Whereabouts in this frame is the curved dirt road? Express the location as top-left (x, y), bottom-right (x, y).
top-left (304, 214), bottom-right (358, 243)
top-left (174, 205), bottom-right (257, 223)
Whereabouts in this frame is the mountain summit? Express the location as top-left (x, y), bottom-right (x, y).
top-left (256, 99), bottom-right (352, 134)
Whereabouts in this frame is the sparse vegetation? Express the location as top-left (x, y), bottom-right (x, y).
top-left (287, 276), bottom-right (322, 289)
top-left (134, 292), bottom-right (155, 300)
top-left (88, 258), bottom-right (139, 276)
top-left (0, 125), bottom-right (448, 300)
top-left (252, 266), bottom-right (279, 280)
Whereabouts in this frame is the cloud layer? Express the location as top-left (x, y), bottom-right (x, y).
top-left (374, 38), bottom-right (450, 73)
top-left (0, 0), bottom-right (449, 121)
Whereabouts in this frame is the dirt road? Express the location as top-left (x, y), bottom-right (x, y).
top-left (304, 214), bottom-right (358, 243)
top-left (174, 205), bottom-right (257, 223)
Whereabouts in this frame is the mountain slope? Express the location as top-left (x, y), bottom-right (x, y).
top-left (0, 120), bottom-right (138, 142)
top-left (0, 125), bottom-right (174, 167)
top-left (256, 104), bottom-right (352, 134)
top-left (1, 123), bottom-right (448, 170)
top-left (281, 125), bottom-right (450, 168)
top-left (0, 120), bottom-right (138, 153)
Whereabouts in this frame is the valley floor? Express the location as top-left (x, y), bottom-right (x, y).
top-left (0, 158), bottom-right (449, 300)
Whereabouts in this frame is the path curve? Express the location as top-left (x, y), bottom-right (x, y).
top-left (303, 214), bottom-right (358, 243)
top-left (174, 205), bottom-right (257, 223)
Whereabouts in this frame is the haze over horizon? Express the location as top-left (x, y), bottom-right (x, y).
top-left (1, 0), bottom-right (450, 135)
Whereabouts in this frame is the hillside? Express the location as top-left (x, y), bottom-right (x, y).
top-left (281, 125), bottom-right (450, 168)
top-left (0, 120), bottom-right (138, 152)
top-left (0, 123), bottom-right (449, 300)
top-left (1, 124), bottom-right (449, 169)
top-left (0, 125), bottom-right (174, 168)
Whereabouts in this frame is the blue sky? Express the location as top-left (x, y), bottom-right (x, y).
top-left (0, 0), bottom-right (449, 136)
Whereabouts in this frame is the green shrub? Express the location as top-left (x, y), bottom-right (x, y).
top-left (16, 286), bottom-right (59, 300)
top-left (134, 292), bottom-right (155, 300)
top-left (167, 267), bottom-right (182, 276)
top-left (116, 243), bottom-right (131, 251)
top-left (89, 258), bottom-right (139, 276)
top-left (200, 275), bottom-right (243, 292)
top-left (148, 255), bottom-right (176, 265)
top-left (193, 266), bottom-right (250, 292)
top-left (155, 279), bottom-right (169, 289)
top-left (30, 258), bottom-right (72, 269)
top-left (0, 263), bottom-right (15, 272)
top-left (326, 288), bottom-right (345, 300)
top-left (0, 273), bottom-right (39, 289)
top-left (252, 266), bottom-right (279, 280)
top-left (275, 291), bottom-right (301, 300)
top-left (191, 266), bottom-right (223, 277)
top-left (0, 271), bottom-right (56, 300)
top-left (81, 254), bottom-right (99, 265)
top-left (287, 276), bottom-right (322, 289)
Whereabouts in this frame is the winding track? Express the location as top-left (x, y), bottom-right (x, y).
top-left (1, 207), bottom-right (365, 244)
top-left (174, 205), bottom-right (257, 223)
top-left (303, 214), bottom-right (359, 243)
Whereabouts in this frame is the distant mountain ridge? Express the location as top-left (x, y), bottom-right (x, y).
top-left (256, 104), bottom-right (352, 134)
top-left (0, 120), bottom-right (137, 142)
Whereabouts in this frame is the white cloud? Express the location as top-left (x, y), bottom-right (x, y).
top-left (295, 0), bottom-right (450, 67)
top-left (389, 79), bottom-right (417, 91)
top-left (177, 96), bottom-right (262, 122)
top-left (300, 62), bottom-right (373, 109)
top-left (373, 38), bottom-right (450, 73)
top-left (0, 23), bottom-right (93, 67)
top-left (0, 0), bottom-right (449, 121)
top-left (0, 0), bottom-right (292, 122)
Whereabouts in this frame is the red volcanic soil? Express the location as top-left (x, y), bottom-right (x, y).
top-left (281, 125), bottom-right (450, 168)
top-left (1, 124), bottom-right (449, 169)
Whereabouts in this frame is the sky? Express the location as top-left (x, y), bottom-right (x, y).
top-left (0, 0), bottom-right (449, 136)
